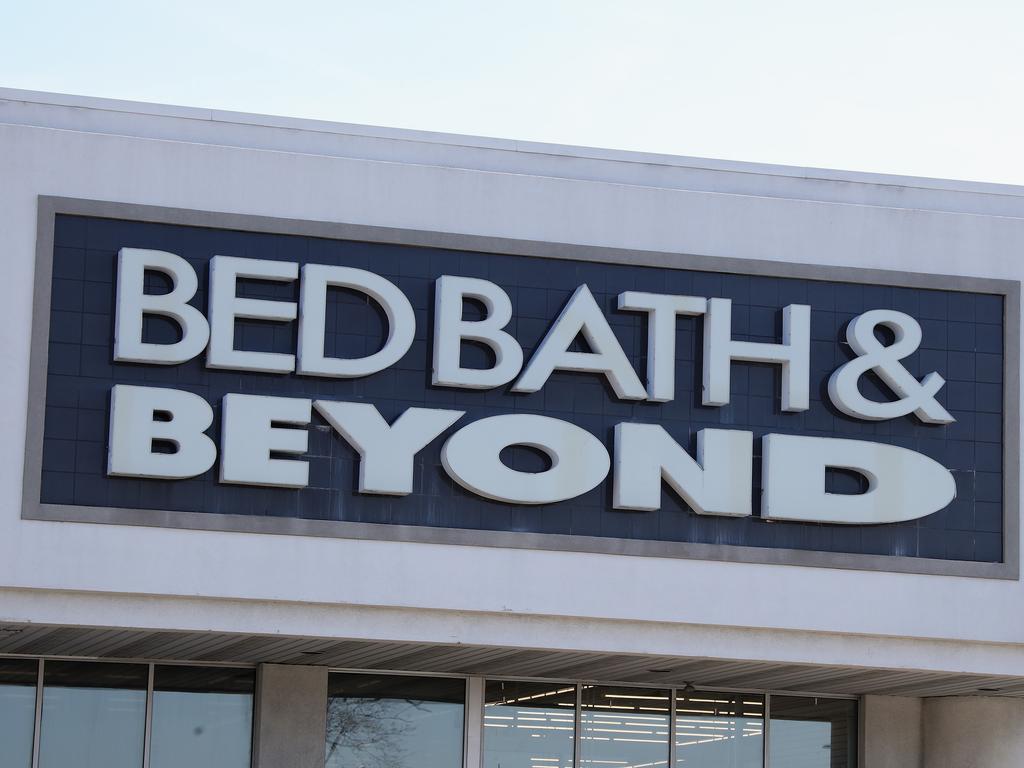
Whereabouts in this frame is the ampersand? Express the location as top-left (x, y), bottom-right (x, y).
top-left (827, 309), bottom-right (954, 424)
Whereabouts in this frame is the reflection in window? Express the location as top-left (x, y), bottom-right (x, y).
top-left (150, 666), bottom-right (254, 768)
top-left (0, 659), bottom-right (37, 768)
top-left (768, 696), bottom-right (857, 768)
top-left (674, 690), bottom-right (763, 768)
top-left (484, 680), bottom-right (576, 768)
top-left (39, 661), bottom-right (148, 768)
top-left (326, 673), bottom-right (465, 768)
top-left (580, 685), bottom-right (670, 768)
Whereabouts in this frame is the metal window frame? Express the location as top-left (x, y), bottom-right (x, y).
top-left (469, 674), bottom-right (854, 768)
top-left (31, 659), bottom-right (43, 768)
top-left (10, 658), bottom-right (861, 768)
top-left (142, 664), bottom-right (155, 768)
top-left (18, 657), bottom-right (257, 768)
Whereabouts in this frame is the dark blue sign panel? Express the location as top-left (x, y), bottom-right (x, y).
top-left (37, 213), bottom-right (1007, 566)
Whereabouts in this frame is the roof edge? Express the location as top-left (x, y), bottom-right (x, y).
top-left (2, 86), bottom-right (1023, 198)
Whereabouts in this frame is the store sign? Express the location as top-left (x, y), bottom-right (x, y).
top-left (107, 247), bottom-right (957, 526)
top-left (30, 207), bottom-right (1013, 572)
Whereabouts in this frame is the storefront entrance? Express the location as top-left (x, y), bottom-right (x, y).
top-left (3, 658), bottom-right (856, 768)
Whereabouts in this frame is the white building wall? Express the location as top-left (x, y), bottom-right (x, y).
top-left (862, 695), bottom-right (1024, 767)
top-left (1, 89), bottom-right (1023, 679)
top-left (861, 696), bottom-right (923, 768)
top-left (922, 697), bottom-right (1024, 767)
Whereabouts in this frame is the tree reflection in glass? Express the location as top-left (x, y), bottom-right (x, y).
top-left (325, 674), bottom-right (465, 768)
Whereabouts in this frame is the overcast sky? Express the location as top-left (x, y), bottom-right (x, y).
top-left (5, 0), bottom-right (1023, 185)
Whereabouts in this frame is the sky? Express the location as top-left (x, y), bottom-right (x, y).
top-left (4, 0), bottom-right (1023, 185)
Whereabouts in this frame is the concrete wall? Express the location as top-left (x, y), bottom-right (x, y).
top-left (860, 696), bottom-right (1024, 768)
top-left (253, 664), bottom-right (328, 768)
top-left (1, 89), bottom-right (1023, 679)
top-left (861, 696), bottom-right (923, 768)
top-left (922, 697), bottom-right (1024, 768)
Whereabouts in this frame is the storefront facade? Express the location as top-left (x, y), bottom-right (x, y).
top-left (2, 88), bottom-right (1024, 767)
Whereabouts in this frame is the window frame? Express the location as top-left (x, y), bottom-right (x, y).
top-left (1, 658), bottom-right (256, 768)
top-left (3, 658), bottom-right (859, 768)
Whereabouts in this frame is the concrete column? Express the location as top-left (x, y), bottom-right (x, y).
top-left (465, 677), bottom-right (484, 768)
top-left (252, 663), bottom-right (329, 768)
top-left (860, 695), bottom-right (922, 768)
top-left (922, 697), bottom-right (1024, 768)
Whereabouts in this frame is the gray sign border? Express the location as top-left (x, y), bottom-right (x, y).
top-left (22, 196), bottom-right (1022, 579)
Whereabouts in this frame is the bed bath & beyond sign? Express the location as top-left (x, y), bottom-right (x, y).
top-left (103, 247), bottom-right (964, 527)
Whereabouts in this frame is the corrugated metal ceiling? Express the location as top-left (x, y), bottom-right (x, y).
top-left (1, 623), bottom-right (1021, 698)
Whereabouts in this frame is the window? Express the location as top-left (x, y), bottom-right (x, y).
top-left (13, 660), bottom-right (255, 768)
top-left (39, 661), bottom-right (148, 768)
top-left (0, 659), bottom-right (37, 768)
top-left (484, 680), bottom-right (576, 768)
top-left (326, 673), bottom-right (465, 768)
top-left (579, 685), bottom-right (670, 768)
top-left (675, 689), bottom-right (764, 768)
top-left (9, 657), bottom-right (857, 768)
top-left (486, 683), bottom-right (850, 768)
top-left (150, 665), bottom-right (255, 768)
top-left (768, 696), bottom-right (858, 768)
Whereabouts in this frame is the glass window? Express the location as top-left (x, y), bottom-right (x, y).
top-left (39, 661), bottom-right (148, 768)
top-left (674, 689), bottom-right (763, 768)
top-left (580, 685), bottom-right (670, 768)
top-left (675, 692), bottom-right (765, 768)
top-left (768, 696), bottom-right (857, 768)
top-left (326, 673), bottom-right (465, 768)
top-left (484, 680), bottom-right (576, 768)
top-left (0, 659), bottom-right (38, 768)
top-left (150, 666), bottom-right (254, 768)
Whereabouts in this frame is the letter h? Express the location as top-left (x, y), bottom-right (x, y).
top-left (702, 298), bottom-right (811, 411)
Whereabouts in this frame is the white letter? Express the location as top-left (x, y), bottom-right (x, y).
top-left (613, 424), bottom-right (752, 514)
top-left (762, 434), bottom-right (956, 524)
top-left (513, 285), bottom-right (646, 399)
top-left (107, 384), bottom-right (216, 479)
top-left (432, 275), bottom-right (524, 389)
top-left (220, 394), bottom-right (311, 487)
top-left (703, 298), bottom-right (810, 411)
top-left (441, 414), bottom-right (610, 504)
top-left (828, 309), bottom-right (954, 424)
top-left (298, 264), bottom-right (416, 378)
top-left (207, 255), bottom-right (298, 373)
top-left (315, 401), bottom-right (463, 494)
top-left (114, 248), bottom-right (210, 364)
top-left (618, 291), bottom-right (707, 401)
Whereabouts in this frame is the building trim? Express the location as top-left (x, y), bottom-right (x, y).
top-left (4, 87), bottom-right (1024, 202)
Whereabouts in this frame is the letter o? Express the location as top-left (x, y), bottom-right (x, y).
top-left (440, 414), bottom-right (610, 504)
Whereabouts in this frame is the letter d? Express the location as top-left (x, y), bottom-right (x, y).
top-left (762, 434), bottom-right (956, 525)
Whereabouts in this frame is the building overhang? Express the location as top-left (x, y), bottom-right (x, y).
top-left (2, 622), bottom-right (1022, 699)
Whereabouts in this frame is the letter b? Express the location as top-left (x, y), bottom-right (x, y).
top-left (114, 248), bottom-right (210, 364)
top-left (432, 276), bottom-right (523, 389)
top-left (107, 385), bottom-right (217, 479)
